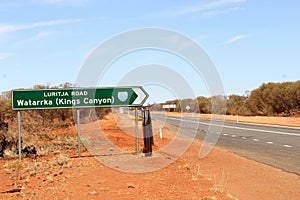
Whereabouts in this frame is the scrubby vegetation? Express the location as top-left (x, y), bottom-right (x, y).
top-left (152, 81), bottom-right (300, 116)
top-left (0, 82), bottom-right (111, 158)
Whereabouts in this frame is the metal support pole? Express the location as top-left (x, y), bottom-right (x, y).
top-left (17, 111), bottom-right (21, 160)
top-left (77, 109), bottom-right (81, 157)
top-left (135, 107), bottom-right (138, 153)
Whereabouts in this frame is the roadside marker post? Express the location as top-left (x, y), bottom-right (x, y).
top-left (159, 126), bottom-right (163, 139)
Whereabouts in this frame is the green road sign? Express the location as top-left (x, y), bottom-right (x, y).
top-left (12, 87), bottom-right (149, 110)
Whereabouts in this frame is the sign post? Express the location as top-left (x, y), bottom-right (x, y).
top-left (17, 111), bottom-right (21, 160)
top-left (77, 109), bottom-right (81, 157)
top-left (135, 107), bottom-right (138, 153)
top-left (12, 87), bottom-right (149, 158)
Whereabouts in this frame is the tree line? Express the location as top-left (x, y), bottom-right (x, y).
top-left (152, 81), bottom-right (300, 116)
top-left (0, 80), bottom-right (299, 131)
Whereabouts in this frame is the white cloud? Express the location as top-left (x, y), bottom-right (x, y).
top-left (0, 53), bottom-right (12, 60)
top-left (223, 34), bottom-right (251, 44)
top-left (202, 6), bottom-right (246, 18)
top-left (0, 19), bottom-right (82, 34)
top-left (33, 31), bottom-right (53, 38)
top-left (40, 0), bottom-right (68, 3)
top-left (28, 31), bottom-right (56, 41)
top-left (169, 0), bottom-right (247, 17)
top-left (32, 0), bottom-right (88, 6)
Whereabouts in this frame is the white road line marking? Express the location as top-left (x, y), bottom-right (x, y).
top-left (267, 141), bottom-right (274, 144)
top-left (154, 116), bottom-right (300, 137)
top-left (231, 135), bottom-right (236, 137)
top-left (283, 145), bottom-right (293, 148)
top-left (241, 137), bottom-right (247, 139)
top-left (253, 139), bottom-right (259, 141)
top-left (223, 133), bottom-right (228, 136)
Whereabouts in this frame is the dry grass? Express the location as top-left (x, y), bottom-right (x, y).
top-left (201, 197), bottom-right (217, 200)
top-left (4, 160), bottom-right (24, 185)
top-left (209, 170), bottom-right (228, 195)
top-left (191, 164), bottom-right (202, 181)
top-left (227, 194), bottom-right (239, 200)
top-left (1, 130), bottom-right (77, 159)
top-left (3, 153), bottom-right (72, 188)
top-left (56, 154), bottom-right (69, 166)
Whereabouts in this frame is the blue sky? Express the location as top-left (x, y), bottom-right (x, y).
top-left (0, 0), bottom-right (299, 103)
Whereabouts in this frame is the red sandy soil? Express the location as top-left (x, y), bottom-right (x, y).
top-left (0, 113), bottom-right (299, 200)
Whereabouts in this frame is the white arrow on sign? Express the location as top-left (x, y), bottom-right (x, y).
top-left (132, 87), bottom-right (147, 105)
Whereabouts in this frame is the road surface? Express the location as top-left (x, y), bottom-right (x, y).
top-left (151, 113), bottom-right (300, 175)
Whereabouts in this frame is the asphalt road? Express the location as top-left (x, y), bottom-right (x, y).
top-left (151, 113), bottom-right (300, 175)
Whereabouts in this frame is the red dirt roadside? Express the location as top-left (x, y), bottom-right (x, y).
top-left (0, 113), bottom-right (299, 200)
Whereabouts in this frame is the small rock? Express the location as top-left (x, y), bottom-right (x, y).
top-left (53, 150), bottom-right (61, 155)
top-left (88, 191), bottom-right (98, 195)
top-left (46, 175), bottom-right (54, 183)
top-left (29, 171), bottom-right (36, 177)
top-left (64, 162), bottom-right (73, 168)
